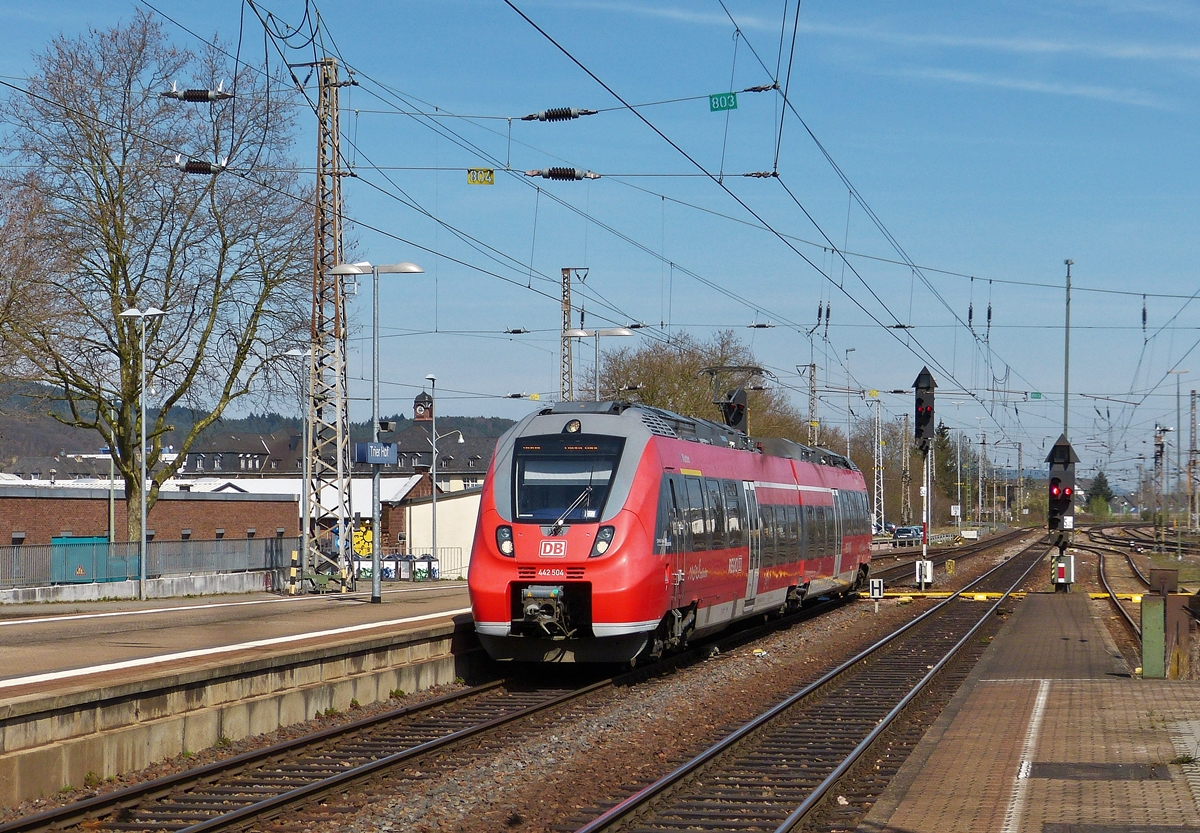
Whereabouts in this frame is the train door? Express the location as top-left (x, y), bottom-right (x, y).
top-left (832, 490), bottom-right (843, 576)
top-left (665, 475), bottom-right (689, 609)
top-left (743, 482), bottom-right (761, 606)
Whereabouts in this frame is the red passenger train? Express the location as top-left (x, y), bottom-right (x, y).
top-left (467, 400), bottom-right (872, 663)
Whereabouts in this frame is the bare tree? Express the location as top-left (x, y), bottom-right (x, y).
top-left (598, 330), bottom-right (810, 440)
top-left (0, 13), bottom-right (311, 540)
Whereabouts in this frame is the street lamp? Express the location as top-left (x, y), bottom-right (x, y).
top-left (564, 327), bottom-right (636, 401)
top-left (358, 261), bottom-right (424, 603)
top-left (424, 374), bottom-right (465, 571)
top-left (119, 305), bottom-right (166, 601)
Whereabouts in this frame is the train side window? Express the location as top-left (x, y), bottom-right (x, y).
top-left (724, 481), bottom-right (743, 547)
top-left (685, 477), bottom-right (709, 551)
top-left (762, 505), bottom-right (777, 567)
top-left (797, 503), bottom-right (808, 560)
top-left (670, 476), bottom-right (691, 552)
top-left (706, 479), bottom-right (726, 550)
top-left (659, 476), bottom-right (686, 555)
top-left (816, 505), bottom-right (827, 557)
top-left (785, 505), bottom-right (799, 562)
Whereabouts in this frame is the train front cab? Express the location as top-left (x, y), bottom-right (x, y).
top-left (469, 417), bottom-right (670, 663)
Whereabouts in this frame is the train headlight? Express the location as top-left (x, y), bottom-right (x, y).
top-left (496, 525), bottom-right (515, 556)
top-left (590, 525), bottom-right (615, 557)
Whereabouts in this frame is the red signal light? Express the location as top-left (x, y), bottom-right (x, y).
top-left (1064, 487), bottom-right (1072, 496)
top-left (1050, 485), bottom-right (1060, 497)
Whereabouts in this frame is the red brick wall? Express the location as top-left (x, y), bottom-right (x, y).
top-left (380, 474), bottom-right (433, 551)
top-left (1, 492), bottom-right (299, 545)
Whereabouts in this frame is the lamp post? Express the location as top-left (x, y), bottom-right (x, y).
top-left (423, 374), bottom-right (465, 573)
top-left (285, 348), bottom-right (312, 579)
top-left (426, 374), bottom-right (439, 569)
top-left (564, 327), bottom-right (636, 400)
top-left (363, 261), bottom-right (424, 603)
top-left (119, 306), bottom-right (166, 601)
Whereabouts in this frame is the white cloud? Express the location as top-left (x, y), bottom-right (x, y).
top-left (901, 67), bottom-right (1172, 109)
top-left (538, 3), bottom-right (1200, 64)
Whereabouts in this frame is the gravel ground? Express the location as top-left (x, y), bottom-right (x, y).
top-left (316, 534), bottom-right (1038, 833)
top-left (2, 532), bottom-right (1037, 832)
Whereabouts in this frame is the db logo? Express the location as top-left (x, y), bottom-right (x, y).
top-left (539, 540), bottom-right (567, 557)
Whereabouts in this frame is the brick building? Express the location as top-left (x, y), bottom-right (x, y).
top-left (0, 483), bottom-right (299, 546)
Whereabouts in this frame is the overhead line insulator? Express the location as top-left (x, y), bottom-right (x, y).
top-left (174, 154), bottom-right (227, 175)
top-left (161, 81), bottom-right (233, 102)
top-left (743, 171), bottom-right (778, 178)
top-left (524, 168), bottom-right (600, 181)
top-left (521, 107), bottom-right (597, 122)
top-left (742, 83), bottom-right (779, 93)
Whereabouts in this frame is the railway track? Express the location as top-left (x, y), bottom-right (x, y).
top-left (0, 529), bottom-right (1030, 833)
top-left (1080, 525), bottom-right (1150, 640)
top-left (571, 539), bottom-right (1048, 833)
top-left (872, 525), bottom-right (1027, 584)
top-left (0, 583), bottom-right (875, 833)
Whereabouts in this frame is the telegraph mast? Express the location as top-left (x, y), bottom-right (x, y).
top-left (305, 57), bottom-right (354, 585)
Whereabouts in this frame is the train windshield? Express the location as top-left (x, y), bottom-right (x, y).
top-left (513, 434), bottom-right (625, 523)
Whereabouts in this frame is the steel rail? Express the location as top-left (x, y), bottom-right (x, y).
top-left (0, 679), bottom-right (508, 833)
top-left (1076, 542), bottom-right (1142, 638)
top-left (873, 526), bottom-right (1027, 583)
top-left (1, 578), bottom-right (865, 833)
top-left (574, 540), bottom-right (1047, 833)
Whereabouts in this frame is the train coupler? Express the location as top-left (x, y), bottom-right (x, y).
top-left (521, 585), bottom-right (575, 638)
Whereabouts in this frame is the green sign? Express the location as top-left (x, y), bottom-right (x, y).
top-left (1030, 392), bottom-right (1042, 400)
top-left (709, 92), bottom-right (738, 112)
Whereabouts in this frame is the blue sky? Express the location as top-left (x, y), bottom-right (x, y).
top-left (3, 0), bottom-right (1199, 489)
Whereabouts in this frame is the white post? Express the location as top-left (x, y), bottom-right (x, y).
top-left (430, 377), bottom-right (438, 569)
top-left (921, 452), bottom-right (929, 590)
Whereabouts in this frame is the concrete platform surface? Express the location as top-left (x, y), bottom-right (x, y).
top-left (0, 581), bottom-right (470, 700)
top-left (862, 591), bottom-right (1200, 833)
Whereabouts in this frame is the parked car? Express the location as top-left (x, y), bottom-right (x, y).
top-left (892, 526), bottom-right (922, 547)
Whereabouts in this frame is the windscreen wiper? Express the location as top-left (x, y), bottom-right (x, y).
top-left (550, 486), bottom-right (593, 536)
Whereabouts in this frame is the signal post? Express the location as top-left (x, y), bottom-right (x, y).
top-left (914, 368), bottom-right (936, 590)
top-left (1046, 434), bottom-right (1079, 591)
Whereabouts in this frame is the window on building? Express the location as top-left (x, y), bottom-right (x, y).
top-left (181, 529), bottom-right (192, 540)
top-left (215, 528), bottom-right (225, 539)
top-left (213, 456), bottom-right (222, 471)
top-left (246, 528), bottom-right (256, 538)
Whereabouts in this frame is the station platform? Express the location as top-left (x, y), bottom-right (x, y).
top-left (862, 591), bottom-right (1200, 833)
top-left (0, 581), bottom-right (471, 697)
top-left (0, 582), bottom-right (478, 807)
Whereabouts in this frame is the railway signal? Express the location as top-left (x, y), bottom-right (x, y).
top-left (913, 367), bottom-right (936, 450)
top-left (1045, 434), bottom-right (1079, 563)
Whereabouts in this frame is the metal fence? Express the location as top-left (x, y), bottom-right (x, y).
top-left (0, 537), bottom-right (300, 590)
top-left (404, 547), bottom-right (467, 579)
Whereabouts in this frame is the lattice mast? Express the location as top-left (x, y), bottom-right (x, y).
top-left (1016, 442), bottom-right (1024, 521)
top-left (560, 268), bottom-right (573, 402)
top-left (808, 363), bottom-right (818, 446)
top-left (306, 57), bottom-right (352, 582)
top-left (1190, 390), bottom-right (1197, 532)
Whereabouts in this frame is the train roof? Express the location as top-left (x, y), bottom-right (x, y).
top-left (544, 400), bottom-right (858, 473)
